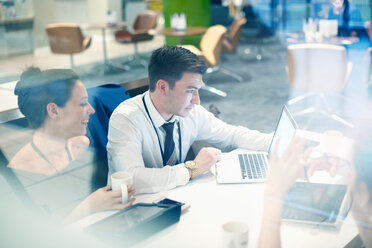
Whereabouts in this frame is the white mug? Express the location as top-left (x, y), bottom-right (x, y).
top-left (111, 171), bottom-right (133, 204)
top-left (222, 221), bottom-right (249, 248)
top-left (321, 130), bottom-right (343, 155)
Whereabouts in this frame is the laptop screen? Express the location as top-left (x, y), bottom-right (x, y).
top-left (268, 106), bottom-right (297, 158)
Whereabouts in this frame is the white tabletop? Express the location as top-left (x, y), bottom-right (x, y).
top-left (73, 170), bottom-right (358, 248)
top-left (0, 81), bottom-right (17, 112)
top-left (0, 81), bottom-right (23, 123)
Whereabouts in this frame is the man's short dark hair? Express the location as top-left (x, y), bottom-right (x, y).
top-left (148, 46), bottom-right (207, 91)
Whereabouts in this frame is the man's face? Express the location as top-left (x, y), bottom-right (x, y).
top-left (165, 72), bottom-right (202, 118)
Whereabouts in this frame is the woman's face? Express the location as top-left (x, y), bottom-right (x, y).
top-left (56, 80), bottom-right (95, 137)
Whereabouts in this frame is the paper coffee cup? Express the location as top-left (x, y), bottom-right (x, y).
top-left (222, 221), bottom-right (249, 248)
top-left (111, 171), bottom-right (133, 204)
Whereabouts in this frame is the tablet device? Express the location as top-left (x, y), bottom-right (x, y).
top-left (86, 202), bottom-right (181, 246)
top-left (282, 182), bottom-right (348, 228)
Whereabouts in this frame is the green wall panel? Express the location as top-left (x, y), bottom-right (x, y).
top-left (162, 0), bottom-right (211, 47)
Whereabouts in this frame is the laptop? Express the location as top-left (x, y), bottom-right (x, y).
top-left (216, 106), bottom-right (297, 183)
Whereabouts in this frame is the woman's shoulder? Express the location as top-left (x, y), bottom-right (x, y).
top-left (7, 143), bottom-right (50, 175)
top-left (67, 136), bottom-right (90, 160)
top-left (8, 143), bottom-right (33, 168)
top-left (69, 135), bottom-right (90, 146)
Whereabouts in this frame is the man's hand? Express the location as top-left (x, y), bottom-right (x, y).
top-left (194, 147), bottom-right (222, 175)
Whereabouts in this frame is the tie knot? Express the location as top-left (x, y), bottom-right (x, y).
top-left (162, 122), bottom-right (175, 134)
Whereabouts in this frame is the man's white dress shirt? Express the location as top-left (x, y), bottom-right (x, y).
top-left (107, 91), bottom-right (272, 193)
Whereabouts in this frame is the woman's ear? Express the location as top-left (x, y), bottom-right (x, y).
top-left (46, 102), bottom-right (60, 119)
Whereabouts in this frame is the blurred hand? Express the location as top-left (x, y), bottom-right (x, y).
top-left (306, 152), bottom-right (349, 177)
top-left (194, 147), bottom-right (222, 175)
top-left (265, 137), bottom-right (306, 199)
top-left (86, 185), bottom-right (136, 213)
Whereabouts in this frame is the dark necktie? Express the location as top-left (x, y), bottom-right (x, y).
top-left (162, 122), bottom-right (177, 166)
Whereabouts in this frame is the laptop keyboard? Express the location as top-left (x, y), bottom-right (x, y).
top-left (238, 153), bottom-right (268, 180)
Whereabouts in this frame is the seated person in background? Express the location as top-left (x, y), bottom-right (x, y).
top-left (107, 46), bottom-right (272, 194)
top-left (258, 130), bottom-right (372, 247)
top-left (313, 0), bottom-right (368, 39)
top-left (328, 0), bottom-right (367, 38)
top-left (8, 67), bottom-right (135, 223)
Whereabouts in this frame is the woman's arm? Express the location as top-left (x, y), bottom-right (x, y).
top-left (258, 137), bottom-right (306, 248)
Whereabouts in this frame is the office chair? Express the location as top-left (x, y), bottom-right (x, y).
top-left (286, 43), bottom-right (353, 127)
top-left (87, 79), bottom-right (149, 190)
top-left (45, 23), bottom-right (92, 68)
top-left (181, 25), bottom-right (242, 97)
top-left (87, 84), bottom-right (130, 190)
top-left (115, 10), bottom-right (158, 68)
top-left (222, 17), bottom-right (247, 53)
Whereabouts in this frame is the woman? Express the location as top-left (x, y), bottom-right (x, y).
top-left (7, 67), bottom-right (135, 223)
top-left (258, 132), bottom-right (372, 247)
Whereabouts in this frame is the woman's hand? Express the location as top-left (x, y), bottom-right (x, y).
top-left (265, 137), bottom-right (306, 199)
top-left (65, 185), bottom-right (136, 223)
top-left (87, 185), bottom-right (136, 213)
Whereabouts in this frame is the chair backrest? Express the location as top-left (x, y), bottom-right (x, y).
top-left (45, 23), bottom-right (85, 54)
top-left (87, 84), bottom-right (130, 190)
top-left (200, 25), bottom-right (227, 66)
top-left (287, 43), bottom-right (351, 92)
top-left (133, 10), bottom-right (158, 31)
top-left (228, 17), bottom-right (246, 52)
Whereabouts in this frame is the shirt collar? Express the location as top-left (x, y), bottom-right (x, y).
top-left (144, 92), bottom-right (179, 128)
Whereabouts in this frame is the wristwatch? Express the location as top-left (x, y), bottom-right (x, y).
top-left (184, 160), bottom-right (198, 179)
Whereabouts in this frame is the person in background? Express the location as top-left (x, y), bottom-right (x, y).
top-left (258, 127), bottom-right (372, 247)
top-left (328, 0), bottom-right (366, 38)
top-left (107, 46), bottom-right (272, 194)
top-left (312, 0), bottom-right (369, 39)
top-left (7, 67), bottom-right (135, 223)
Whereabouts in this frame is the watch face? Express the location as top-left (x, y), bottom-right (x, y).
top-left (186, 161), bottom-right (196, 169)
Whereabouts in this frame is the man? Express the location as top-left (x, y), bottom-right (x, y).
top-left (107, 46), bottom-right (271, 194)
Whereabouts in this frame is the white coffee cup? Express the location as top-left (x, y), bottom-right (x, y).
top-left (111, 171), bottom-right (133, 204)
top-left (222, 221), bottom-right (249, 248)
top-left (321, 130), bottom-right (343, 155)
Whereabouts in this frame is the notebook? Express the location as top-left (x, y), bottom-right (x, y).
top-left (216, 106), bottom-right (297, 183)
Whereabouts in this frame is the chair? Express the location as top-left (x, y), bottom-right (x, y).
top-left (115, 10), bottom-right (157, 68)
top-left (286, 43), bottom-right (353, 127)
top-left (45, 23), bottom-right (91, 68)
top-left (87, 79), bottom-right (149, 190)
top-left (222, 17), bottom-right (247, 53)
top-left (181, 25), bottom-right (243, 97)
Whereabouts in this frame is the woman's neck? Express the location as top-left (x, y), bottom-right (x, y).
top-left (33, 128), bottom-right (68, 154)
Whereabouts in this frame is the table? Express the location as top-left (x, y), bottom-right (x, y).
top-left (0, 16), bottom-right (34, 57)
top-left (285, 32), bottom-right (360, 46)
top-left (73, 167), bottom-right (358, 248)
top-left (83, 22), bottom-right (129, 73)
top-left (155, 27), bottom-right (207, 45)
top-left (0, 81), bottom-right (23, 123)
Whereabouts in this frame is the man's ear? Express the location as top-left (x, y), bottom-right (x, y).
top-left (156, 79), bottom-right (170, 95)
top-left (46, 102), bottom-right (60, 120)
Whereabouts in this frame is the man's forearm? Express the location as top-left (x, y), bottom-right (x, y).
top-left (124, 163), bottom-right (190, 194)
